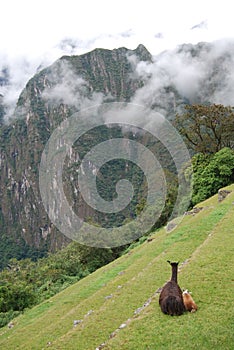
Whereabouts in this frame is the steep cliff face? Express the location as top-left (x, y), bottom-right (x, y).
top-left (0, 95), bottom-right (4, 126)
top-left (0, 45), bottom-right (154, 266)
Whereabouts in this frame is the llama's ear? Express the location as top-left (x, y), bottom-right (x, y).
top-left (167, 260), bottom-right (171, 265)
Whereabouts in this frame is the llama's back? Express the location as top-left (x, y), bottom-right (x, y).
top-left (159, 281), bottom-right (185, 316)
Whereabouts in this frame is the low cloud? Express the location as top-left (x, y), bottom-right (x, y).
top-left (129, 39), bottom-right (234, 118)
top-left (0, 53), bottom-right (58, 122)
top-left (42, 59), bottom-right (105, 112)
top-left (0, 31), bottom-right (138, 123)
top-left (1, 38), bottom-right (234, 124)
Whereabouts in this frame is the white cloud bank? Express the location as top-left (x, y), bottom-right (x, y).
top-left (0, 0), bottom-right (234, 121)
top-left (129, 39), bottom-right (234, 116)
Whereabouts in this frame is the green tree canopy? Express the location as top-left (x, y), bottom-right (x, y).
top-left (191, 147), bottom-right (234, 204)
top-left (175, 104), bottom-right (234, 154)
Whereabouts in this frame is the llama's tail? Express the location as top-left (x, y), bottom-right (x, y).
top-left (160, 295), bottom-right (185, 316)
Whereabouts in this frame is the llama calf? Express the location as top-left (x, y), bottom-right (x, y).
top-left (159, 261), bottom-right (185, 316)
top-left (182, 289), bottom-right (198, 313)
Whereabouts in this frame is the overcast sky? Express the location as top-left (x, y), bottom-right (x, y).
top-left (1, 0), bottom-right (234, 59)
top-left (1, 0), bottom-right (234, 120)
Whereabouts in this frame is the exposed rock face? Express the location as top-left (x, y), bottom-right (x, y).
top-left (218, 189), bottom-right (231, 202)
top-left (0, 45), bottom-right (153, 266)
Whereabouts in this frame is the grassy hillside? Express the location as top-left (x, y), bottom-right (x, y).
top-left (0, 185), bottom-right (233, 350)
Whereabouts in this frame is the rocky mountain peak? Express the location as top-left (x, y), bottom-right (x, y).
top-left (134, 44), bottom-right (152, 61)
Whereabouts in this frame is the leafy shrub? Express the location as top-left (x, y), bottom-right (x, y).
top-left (0, 311), bottom-right (21, 328)
top-left (0, 241), bottom-right (117, 327)
top-left (192, 147), bottom-right (234, 204)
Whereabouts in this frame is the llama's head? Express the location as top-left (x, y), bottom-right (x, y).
top-left (167, 260), bottom-right (179, 266)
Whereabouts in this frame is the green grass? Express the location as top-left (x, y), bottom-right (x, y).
top-left (0, 185), bottom-right (233, 350)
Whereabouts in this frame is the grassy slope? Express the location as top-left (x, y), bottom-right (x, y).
top-left (0, 185), bottom-right (233, 350)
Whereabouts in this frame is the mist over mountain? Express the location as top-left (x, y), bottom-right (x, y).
top-left (1, 38), bottom-right (234, 123)
top-left (0, 39), bottom-right (234, 268)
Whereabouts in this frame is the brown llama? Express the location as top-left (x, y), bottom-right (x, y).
top-left (182, 289), bottom-right (198, 312)
top-left (159, 260), bottom-right (185, 316)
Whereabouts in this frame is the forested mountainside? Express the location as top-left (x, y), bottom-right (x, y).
top-left (0, 45), bottom-right (154, 267)
top-left (0, 41), bottom-right (234, 268)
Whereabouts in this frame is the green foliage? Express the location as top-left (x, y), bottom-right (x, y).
top-left (0, 282), bottom-right (36, 312)
top-left (0, 242), bottom-right (116, 328)
top-left (192, 147), bottom-right (234, 204)
top-left (175, 104), bottom-right (234, 154)
top-left (0, 311), bottom-right (21, 328)
top-left (0, 234), bottom-right (46, 270)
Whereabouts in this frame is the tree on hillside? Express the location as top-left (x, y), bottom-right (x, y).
top-left (191, 147), bottom-right (234, 204)
top-left (175, 104), bottom-right (234, 154)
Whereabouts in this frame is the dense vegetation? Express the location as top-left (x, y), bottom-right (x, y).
top-left (175, 103), bottom-right (234, 205)
top-left (191, 147), bottom-right (234, 204)
top-left (0, 243), bottom-right (119, 327)
top-left (175, 104), bottom-right (234, 154)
